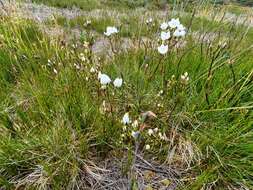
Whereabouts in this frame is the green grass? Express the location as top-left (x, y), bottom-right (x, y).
top-left (225, 4), bottom-right (250, 15)
top-left (0, 3), bottom-right (253, 190)
top-left (44, 12), bottom-right (160, 38)
top-left (23, 0), bottom-right (253, 14)
top-left (26, 0), bottom-right (171, 10)
top-left (30, 0), bottom-right (100, 10)
top-left (44, 9), bottom-right (253, 42)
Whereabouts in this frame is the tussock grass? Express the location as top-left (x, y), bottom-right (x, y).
top-left (0, 1), bottom-right (253, 189)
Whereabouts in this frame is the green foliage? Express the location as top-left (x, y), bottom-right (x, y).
top-left (31, 0), bottom-right (100, 10)
top-left (28, 0), bottom-right (169, 10)
top-left (235, 0), bottom-right (253, 6)
top-left (0, 3), bottom-right (253, 189)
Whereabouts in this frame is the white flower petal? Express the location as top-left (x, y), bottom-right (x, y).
top-left (132, 120), bottom-right (139, 128)
top-left (104, 26), bottom-right (118, 36)
top-left (177, 23), bottom-right (185, 31)
top-left (99, 73), bottom-right (111, 85)
top-left (161, 31), bottom-right (170, 41)
top-left (168, 18), bottom-right (181, 29)
top-left (145, 144), bottom-right (151, 150)
top-left (113, 78), bottom-right (123, 88)
top-left (90, 67), bottom-right (96, 73)
top-left (148, 129), bottom-right (154, 136)
top-left (158, 44), bottom-right (168, 55)
top-left (146, 18), bottom-right (153, 24)
top-left (131, 131), bottom-right (140, 139)
top-left (122, 113), bottom-right (131, 125)
top-left (173, 29), bottom-right (186, 37)
top-left (160, 22), bottom-right (168, 30)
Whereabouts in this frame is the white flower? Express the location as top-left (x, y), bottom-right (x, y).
top-left (86, 20), bottom-right (91, 25)
top-left (47, 59), bottom-right (52, 66)
top-left (53, 68), bottom-right (58, 74)
top-left (173, 23), bottom-right (186, 38)
top-left (148, 129), bottom-right (154, 136)
top-left (122, 112), bottom-right (131, 125)
top-left (72, 44), bottom-right (77, 49)
top-left (158, 132), bottom-right (167, 141)
top-left (90, 67), bottom-right (96, 73)
top-left (132, 120), bottom-right (139, 128)
top-left (146, 18), bottom-right (153, 24)
top-left (98, 73), bottom-right (111, 85)
top-left (161, 31), bottom-right (170, 41)
top-left (158, 44), bottom-right (168, 55)
top-left (113, 78), bottom-right (123, 88)
top-left (154, 128), bottom-right (159, 133)
top-left (98, 72), bottom-right (102, 80)
top-left (101, 85), bottom-right (107, 89)
top-left (80, 53), bottom-right (86, 62)
top-left (173, 29), bottom-right (186, 37)
top-left (181, 72), bottom-right (189, 82)
top-left (104, 26), bottom-right (118, 36)
top-left (131, 131), bottom-right (140, 139)
top-left (74, 63), bottom-right (81, 70)
top-left (177, 23), bottom-right (185, 31)
top-left (159, 132), bottom-right (165, 140)
top-left (145, 144), bottom-right (151, 150)
top-left (168, 18), bottom-right (181, 29)
top-left (160, 22), bottom-right (168, 30)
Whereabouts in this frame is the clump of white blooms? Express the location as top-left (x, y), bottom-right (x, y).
top-left (161, 31), bottom-right (171, 41)
top-left (113, 78), bottom-right (123, 88)
top-left (104, 26), bottom-right (118, 36)
top-left (157, 18), bottom-right (186, 54)
top-left (160, 22), bottom-right (168, 30)
top-left (168, 18), bottom-right (186, 38)
top-left (91, 17), bottom-right (188, 153)
top-left (98, 72), bottom-right (111, 85)
top-left (158, 44), bottom-right (168, 55)
top-left (122, 112), bottom-right (131, 125)
top-left (160, 18), bottom-right (187, 39)
top-left (181, 72), bottom-right (190, 83)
